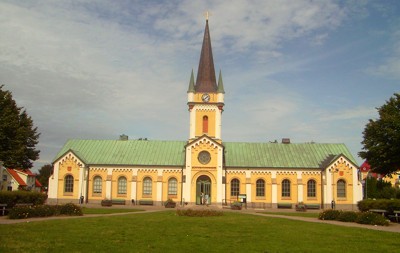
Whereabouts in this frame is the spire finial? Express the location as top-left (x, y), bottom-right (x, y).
top-left (204, 11), bottom-right (211, 21)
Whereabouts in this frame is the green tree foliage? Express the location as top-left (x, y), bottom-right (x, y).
top-left (359, 93), bottom-right (400, 175)
top-left (38, 164), bottom-right (52, 188)
top-left (0, 85), bottom-right (40, 169)
top-left (364, 176), bottom-right (399, 199)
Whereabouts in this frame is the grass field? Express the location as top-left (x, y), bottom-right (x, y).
top-left (0, 210), bottom-right (398, 253)
top-left (82, 207), bottom-right (144, 214)
top-left (259, 211), bottom-right (319, 218)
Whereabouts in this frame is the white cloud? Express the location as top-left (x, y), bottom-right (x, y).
top-left (319, 106), bottom-right (378, 121)
top-left (1, 0), bottom-right (398, 170)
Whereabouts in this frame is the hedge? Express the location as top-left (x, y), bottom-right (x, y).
top-left (0, 191), bottom-right (47, 207)
top-left (318, 209), bottom-right (389, 226)
top-left (8, 203), bottom-right (83, 219)
top-left (357, 199), bottom-right (400, 213)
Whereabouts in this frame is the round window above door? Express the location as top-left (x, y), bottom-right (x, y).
top-left (198, 151), bottom-right (211, 165)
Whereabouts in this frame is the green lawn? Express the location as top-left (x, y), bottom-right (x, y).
top-left (0, 211), bottom-right (398, 253)
top-left (82, 207), bottom-right (144, 214)
top-left (259, 211), bottom-right (320, 218)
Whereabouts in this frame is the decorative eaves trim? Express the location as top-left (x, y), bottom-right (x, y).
top-left (326, 154), bottom-right (359, 171)
top-left (186, 134), bottom-right (224, 149)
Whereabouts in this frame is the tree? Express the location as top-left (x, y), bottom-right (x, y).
top-left (364, 176), bottom-right (399, 199)
top-left (0, 85), bottom-right (40, 169)
top-left (37, 164), bottom-right (52, 188)
top-left (359, 93), bottom-right (400, 175)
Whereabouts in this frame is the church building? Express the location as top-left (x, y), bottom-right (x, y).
top-left (48, 19), bottom-right (362, 210)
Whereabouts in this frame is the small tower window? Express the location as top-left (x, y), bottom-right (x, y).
top-left (203, 116), bottom-right (208, 133)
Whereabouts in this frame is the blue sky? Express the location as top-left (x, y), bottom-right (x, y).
top-left (0, 0), bottom-right (399, 172)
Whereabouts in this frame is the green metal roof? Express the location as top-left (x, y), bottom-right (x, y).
top-left (53, 139), bottom-right (358, 168)
top-left (223, 142), bottom-right (357, 168)
top-left (53, 139), bottom-right (186, 166)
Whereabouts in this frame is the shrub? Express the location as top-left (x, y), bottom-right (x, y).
top-left (0, 191), bottom-right (47, 207)
top-left (8, 205), bottom-right (33, 219)
top-left (59, 203), bottom-right (83, 216)
top-left (31, 205), bottom-right (58, 217)
top-left (357, 199), bottom-right (400, 214)
top-left (337, 211), bottom-right (358, 222)
top-left (231, 201), bottom-right (242, 210)
top-left (356, 212), bottom-right (389, 226)
top-left (318, 209), bottom-right (341, 220)
top-left (8, 203), bottom-right (82, 219)
top-left (176, 208), bottom-right (223, 217)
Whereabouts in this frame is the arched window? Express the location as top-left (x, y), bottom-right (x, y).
top-left (307, 179), bottom-right (316, 197)
top-left (118, 176), bottom-right (127, 195)
top-left (337, 179), bottom-right (346, 198)
top-left (93, 176), bottom-right (102, 194)
top-left (256, 179), bottom-right (265, 197)
top-left (168, 178), bottom-right (177, 195)
top-left (64, 175), bottom-right (74, 193)
top-left (203, 116), bottom-right (208, 133)
top-left (282, 179), bottom-right (290, 197)
top-left (231, 179), bottom-right (240, 197)
top-left (143, 177), bottom-right (152, 195)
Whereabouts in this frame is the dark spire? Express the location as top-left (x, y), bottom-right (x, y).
top-left (195, 19), bottom-right (217, 92)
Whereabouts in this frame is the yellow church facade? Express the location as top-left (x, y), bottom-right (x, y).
top-left (48, 19), bottom-right (362, 210)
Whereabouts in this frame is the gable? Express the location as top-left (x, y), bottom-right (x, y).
top-left (6, 169), bottom-right (26, 186)
top-left (186, 134), bottom-right (223, 149)
top-left (325, 154), bottom-right (358, 171)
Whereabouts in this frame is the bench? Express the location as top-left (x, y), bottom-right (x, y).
top-left (369, 209), bottom-right (387, 216)
top-left (305, 204), bottom-right (320, 210)
top-left (277, 203), bottom-right (292, 209)
top-left (139, 200), bottom-right (154, 206)
top-left (0, 204), bottom-right (7, 216)
top-left (14, 203), bottom-right (34, 207)
top-left (111, 199), bottom-right (126, 205)
top-left (388, 211), bottom-right (400, 223)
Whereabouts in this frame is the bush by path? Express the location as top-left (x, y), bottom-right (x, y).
top-left (8, 203), bottom-right (83, 219)
top-left (319, 209), bottom-right (389, 226)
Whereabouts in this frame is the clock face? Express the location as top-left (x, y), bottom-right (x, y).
top-left (202, 93), bottom-right (210, 102)
top-left (198, 151), bottom-right (211, 164)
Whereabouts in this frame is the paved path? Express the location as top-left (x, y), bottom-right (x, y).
top-left (1, 205), bottom-right (399, 233)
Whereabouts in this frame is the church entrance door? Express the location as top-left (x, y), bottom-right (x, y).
top-left (196, 175), bottom-right (211, 205)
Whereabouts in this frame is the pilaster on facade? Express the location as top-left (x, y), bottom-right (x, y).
top-left (297, 178), bottom-right (303, 202)
top-left (48, 163), bottom-right (59, 199)
top-left (216, 146), bottom-right (224, 204)
top-left (106, 168), bottom-right (113, 199)
top-left (157, 173), bottom-right (163, 203)
top-left (189, 105), bottom-right (196, 139)
top-left (246, 177), bottom-right (252, 201)
top-left (131, 169), bottom-right (138, 203)
top-left (78, 166), bottom-right (86, 201)
top-left (183, 145), bottom-right (193, 203)
top-left (271, 177), bottom-right (277, 204)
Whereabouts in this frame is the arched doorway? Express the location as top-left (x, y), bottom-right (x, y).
top-left (196, 175), bottom-right (211, 205)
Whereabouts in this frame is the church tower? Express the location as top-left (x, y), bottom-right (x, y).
top-left (187, 17), bottom-right (225, 142)
top-left (184, 17), bottom-right (226, 206)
